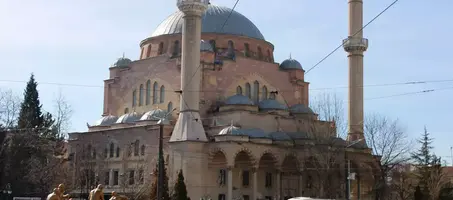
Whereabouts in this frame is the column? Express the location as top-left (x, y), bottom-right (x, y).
top-left (298, 173), bottom-right (303, 196)
top-left (227, 167), bottom-right (233, 200)
top-left (252, 169), bottom-right (258, 200)
top-left (276, 170), bottom-right (281, 200)
top-left (109, 169), bottom-right (113, 187)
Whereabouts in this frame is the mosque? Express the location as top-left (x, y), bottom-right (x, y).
top-left (67, 1), bottom-right (379, 200)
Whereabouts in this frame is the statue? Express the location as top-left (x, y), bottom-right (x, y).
top-left (47, 188), bottom-right (61, 200)
top-left (109, 191), bottom-right (118, 200)
top-left (58, 184), bottom-right (70, 200)
top-left (89, 184), bottom-right (105, 200)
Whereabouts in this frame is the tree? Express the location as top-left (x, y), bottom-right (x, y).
top-left (0, 89), bottom-right (21, 128)
top-left (172, 170), bottom-right (188, 200)
top-left (364, 113), bottom-right (412, 198)
top-left (310, 92), bottom-right (346, 138)
top-left (150, 159), bottom-right (170, 200)
top-left (52, 90), bottom-right (73, 139)
top-left (17, 74), bottom-right (44, 130)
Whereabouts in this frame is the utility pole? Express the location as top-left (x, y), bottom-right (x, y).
top-left (157, 109), bottom-right (175, 200)
top-left (450, 146), bottom-right (453, 166)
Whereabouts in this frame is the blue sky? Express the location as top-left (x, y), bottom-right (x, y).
top-left (0, 0), bottom-right (452, 162)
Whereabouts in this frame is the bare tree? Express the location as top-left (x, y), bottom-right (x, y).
top-left (310, 92), bottom-right (347, 138)
top-left (390, 165), bottom-right (415, 200)
top-left (0, 89), bottom-right (21, 128)
top-left (364, 113), bottom-right (412, 198)
top-left (52, 90), bottom-right (73, 139)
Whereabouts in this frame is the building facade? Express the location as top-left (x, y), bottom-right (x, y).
top-left (68, 2), bottom-right (378, 200)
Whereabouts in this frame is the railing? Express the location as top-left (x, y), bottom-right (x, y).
top-left (342, 37), bottom-right (368, 50)
top-left (177, 0), bottom-right (210, 5)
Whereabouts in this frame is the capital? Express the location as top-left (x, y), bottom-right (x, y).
top-left (177, 0), bottom-right (209, 16)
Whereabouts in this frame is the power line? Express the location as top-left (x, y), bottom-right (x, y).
top-left (1, 78), bottom-right (452, 93)
top-left (305, 0), bottom-right (400, 74)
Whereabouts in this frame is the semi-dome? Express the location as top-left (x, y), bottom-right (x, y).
top-left (116, 112), bottom-right (140, 124)
top-left (200, 40), bottom-right (214, 52)
top-left (279, 58), bottom-right (303, 70)
top-left (289, 104), bottom-right (314, 114)
top-left (225, 94), bottom-right (254, 105)
top-left (93, 115), bottom-right (118, 126)
top-left (140, 109), bottom-right (169, 121)
top-left (151, 4), bottom-right (265, 40)
top-left (112, 57), bottom-right (132, 68)
top-left (258, 99), bottom-right (287, 111)
top-left (218, 125), bottom-right (240, 135)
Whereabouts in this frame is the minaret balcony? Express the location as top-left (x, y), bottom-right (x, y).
top-left (343, 37), bottom-right (368, 52)
top-left (177, 0), bottom-right (209, 6)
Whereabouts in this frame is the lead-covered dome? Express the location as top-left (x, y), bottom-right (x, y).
top-left (279, 58), bottom-right (303, 70)
top-left (112, 57), bottom-right (132, 68)
top-left (151, 4), bottom-right (265, 40)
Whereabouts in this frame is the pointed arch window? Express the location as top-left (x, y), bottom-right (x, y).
top-left (172, 40), bottom-right (180, 56)
top-left (236, 86), bottom-right (243, 95)
top-left (262, 86), bottom-right (268, 100)
top-left (109, 143), bottom-right (114, 158)
top-left (146, 44), bottom-right (152, 58)
top-left (244, 43), bottom-right (250, 57)
top-left (146, 80), bottom-right (151, 105)
top-left (160, 85), bottom-right (165, 103)
top-left (270, 92), bottom-right (276, 100)
top-left (245, 83), bottom-right (251, 99)
top-left (157, 42), bottom-right (164, 55)
top-left (124, 108), bottom-right (129, 114)
top-left (87, 144), bottom-right (92, 159)
top-left (134, 140), bottom-right (139, 156)
top-left (167, 102), bottom-right (173, 113)
top-left (139, 84), bottom-right (144, 106)
top-left (257, 47), bottom-right (263, 60)
top-left (132, 90), bottom-right (137, 107)
top-left (116, 147), bottom-right (120, 158)
top-left (153, 82), bottom-right (158, 104)
top-left (140, 145), bottom-right (145, 156)
top-left (253, 81), bottom-right (260, 104)
top-left (227, 40), bottom-right (235, 57)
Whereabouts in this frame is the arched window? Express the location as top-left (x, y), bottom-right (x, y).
top-left (134, 140), bottom-right (139, 156)
top-left (140, 145), bottom-right (145, 156)
top-left (87, 144), bottom-right (92, 159)
top-left (146, 80), bottom-right (151, 105)
top-left (209, 40), bottom-right (216, 52)
top-left (157, 42), bottom-right (164, 55)
top-left (236, 86), bottom-right (243, 95)
top-left (267, 49), bottom-right (273, 62)
top-left (245, 83), bottom-right (251, 98)
top-left (160, 85), bottom-right (165, 103)
top-left (139, 84), bottom-right (144, 106)
top-left (172, 40), bottom-right (180, 56)
top-left (257, 47), bottom-right (263, 60)
top-left (270, 92), bottom-right (276, 100)
top-left (116, 147), bottom-right (120, 158)
top-left (153, 82), bottom-right (158, 104)
top-left (104, 148), bottom-right (108, 158)
top-left (227, 40), bottom-right (235, 57)
top-left (132, 90), bottom-right (137, 107)
top-left (262, 86), bottom-right (268, 100)
top-left (253, 81), bottom-right (260, 103)
top-left (146, 44), bottom-right (152, 58)
top-left (244, 43), bottom-right (250, 57)
top-left (109, 143), bottom-right (114, 158)
top-left (124, 107), bottom-right (129, 114)
top-left (92, 148), bottom-right (96, 159)
top-left (167, 102), bottom-right (173, 113)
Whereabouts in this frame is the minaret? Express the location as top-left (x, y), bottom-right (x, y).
top-left (170, 0), bottom-right (209, 142)
top-left (343, 0), bottom-right (368, 143)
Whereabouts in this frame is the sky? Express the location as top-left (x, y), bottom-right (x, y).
top-left (0, 0), bottom-right (452, 163)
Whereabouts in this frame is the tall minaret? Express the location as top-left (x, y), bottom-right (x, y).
top-left (170, 0), bottom-right (209, 142)
top-left (343, 0), bottom-right (368, 143)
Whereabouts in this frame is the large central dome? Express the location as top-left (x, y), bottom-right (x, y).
top-left (151, 4), bottom-right (265, 40)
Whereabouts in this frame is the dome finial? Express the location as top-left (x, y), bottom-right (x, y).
top-left (122, 52), bottom-right (125, 58)
top-left (289, 53), bottom-right (292, 59)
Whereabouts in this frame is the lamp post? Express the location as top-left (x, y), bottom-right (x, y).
top-left (345, 138), bottom-right (364, 200)
top-left (156, 109), bottom-right (175, 200)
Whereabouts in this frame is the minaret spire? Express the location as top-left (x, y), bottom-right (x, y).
top-left (343, 0), bottom-right (368, 144)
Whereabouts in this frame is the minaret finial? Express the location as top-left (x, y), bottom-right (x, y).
top-left (289, 53), bottom-right (292, 59)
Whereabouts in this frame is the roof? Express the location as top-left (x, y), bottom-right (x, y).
top-left (151, 4), bottom-right (265, 40)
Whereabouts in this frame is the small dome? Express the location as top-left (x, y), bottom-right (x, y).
top-left (116, 112), bottom-right (140, 124)
top-left (140, 109), bottom-right (169, 121)
top-left (112, 57), bottom-right (132, 68)
top-left (218, 125), bottom-right (240, 135)
top-left (93, 115), bottom-right (118, 126)
top-left (279, 58), bottom-right (303, 70)
top-left (200, 40), bottom-right (214, 52)
top-left (289, 104), bottom-right (314, 114)
top-left (258, 99), bottom-right (287, 111)
top-left (225, 94), bottom-right (254, 105)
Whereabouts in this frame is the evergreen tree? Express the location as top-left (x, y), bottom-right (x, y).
top-left (172, 170), bottom-right (188, 200)
top-left (17, 74), bottom-right (43, 130)
top-left (411, 127), bottom-right (434, 196)
top-left (150, 159), bottom-right (170, 200)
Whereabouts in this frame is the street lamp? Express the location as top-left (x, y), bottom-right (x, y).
top-left (156, 108), bottom-right (175, 200)
top-left (345, 138), bottom-right (364, 200)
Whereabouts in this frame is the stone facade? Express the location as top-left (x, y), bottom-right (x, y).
top-left (68, 3), bottom-right (378, 200)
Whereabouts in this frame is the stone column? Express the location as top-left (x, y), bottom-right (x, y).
top-left (276, 170), bottom-right (281, 200)
top-left (109, 169), bottom-right (114, 187)
top-left (227, 167), bottom-right (233, 200)
top-left (298, 173), bottom-right (303, 196)
top-left (252, 168), bottom-right (258, 200)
